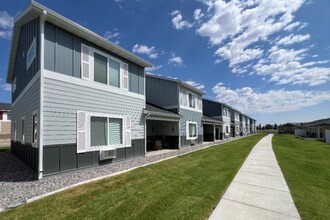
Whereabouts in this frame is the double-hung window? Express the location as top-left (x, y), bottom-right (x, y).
top-left (81, 44), bottom-right (128, 90)
top-left (91, 116), bottom-right (123, 147)
top-left (32, 112), bottom-right (38, 143)
top-left (186, 122), bottom-right (197, 140)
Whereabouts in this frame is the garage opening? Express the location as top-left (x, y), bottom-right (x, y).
top-left (147, 120), bottom-right (179, 151)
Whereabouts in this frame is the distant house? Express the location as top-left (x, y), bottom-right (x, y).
top-left (203, 99), bottom-right (233, 140)
top-left (230, 109), bottom-right (241, 138)
top-left (0, 103), bottom-right (11, 139)
top-left (278, 123), bottom-right (299, 134)
top-left (303, 118), bottom-right (330, 139)
top-left (145, 74), bottom-right (204, 149)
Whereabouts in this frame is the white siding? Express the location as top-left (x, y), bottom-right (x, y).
top-left (43, 72), bottom-right (145, 145)
top-left (179, 87), bottom-right (202, 112)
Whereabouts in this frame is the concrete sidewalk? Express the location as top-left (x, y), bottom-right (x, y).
top-left (209, 134), bottom-right (301, 220)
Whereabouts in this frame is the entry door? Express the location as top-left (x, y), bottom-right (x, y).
top-left (215, 128), bottom-right (219, 140)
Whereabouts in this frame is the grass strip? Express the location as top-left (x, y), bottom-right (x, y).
top-left (2, 133), bottom-right (266, 220)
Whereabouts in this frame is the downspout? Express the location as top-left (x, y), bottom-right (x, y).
top-left (38, 10), bottom-right (47, 180)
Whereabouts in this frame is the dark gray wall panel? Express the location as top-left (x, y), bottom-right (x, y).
top-left (11, 141), bottom-right (38, 174)
top-left (12, 18), bottom-right (40, 102)
top-left (44, 22), bottom-right (55, 71)
top-left (126, 146), bottom-right (133, 158)
top-left (138, 67), bottom-right (144, 95)
top-left (60, 145), bottom-right (77, 171)
top-left (73, 37), bottom-right (82, 78)
top-left (202, 99), bottom-right (222, 117)
top-left (43, 146), bottom-right (60, 175)
top-left (146, 76), bottom-right (179, 109)
top-left (78, 152), bottom-right (93, 168)
top-left (115, 148), bottom-right (126, 161)
top-left (56, 28), bottom-right (73, 76)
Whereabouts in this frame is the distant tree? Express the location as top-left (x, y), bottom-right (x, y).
top-left (273, 123), bottom-right (278, 129)
top-left (257, 123), bottom-right (262, 130)
top-left (265, 124), bottom-right (273, 130)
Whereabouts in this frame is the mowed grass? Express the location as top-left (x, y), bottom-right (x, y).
top-left (273, 134), bottom-right (330, 220)
top-left (2, 133), bottom-right (266, 220)
top-left (0, 146), bottom-right (10, 152)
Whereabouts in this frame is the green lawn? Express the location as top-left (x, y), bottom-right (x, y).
top-left (1, 133), bottom-right (265, 220)
top-left (273, 134), bottom-right (330, 220)
top-left (0, 146), bottom-right (10, 153)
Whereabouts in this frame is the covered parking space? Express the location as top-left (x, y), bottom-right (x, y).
top-left (144, 103), bottom-right (181, 152)
top-left (202, 116), bottom-right (223, 142)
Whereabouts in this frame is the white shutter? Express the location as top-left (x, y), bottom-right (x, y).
top-left (77, 111), bottom-right (88, 153)
top-left (186, 122), bottom-right (189, 140)
top-left (125, 115), bottom-right (132, 147)
top-left (121, 62), bottom-right (129, 91)
top-left (81, 44), bottom-right (91, 80)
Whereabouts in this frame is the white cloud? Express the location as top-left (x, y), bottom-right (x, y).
top-left (0, 78), bottom-right (11, 92)
top-left (132, 44), bottom-right (158, 59)
top-left (104, 30), bottom-right (120, 44)
top-left (212, 83), bottom-right (330, 114)
top-left (170, 10), bottom-right (193, 30)
top-left (194, 9), bottom-right (204, 20)
top-left (0, 11), bottom-right (13, 40)
top-left (276, 34), bottom-right (310, 45)
top-left (169, 54), bottom-right (184, 67)
top-left (185, 80), bottom-right (205, 90)
top-left (187, 0), bottom-right (330, 86)
top-left (146, 64), bottom-right (163, 72)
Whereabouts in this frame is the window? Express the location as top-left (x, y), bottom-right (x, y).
top-left (109, 59), bottom-right (120, 87)
top-left (26, 37), bottom-right (36, 70)
top-left (91, 116), bottom-right (107, 146)
top-left (186, 122), bottom-right (197, 140)
top-left (91, 116), bottom-right (123, 147)
top-left (189, 93), bottom-right (195, 108)
top-left (226, 126), bottom-right (229, 134)
top-left (13, 77), bottom-right (17, 93)
top-left (82, 45), bottom-right (128, 90)
top-left (32, 113), bottom-right (38, 143)
top-left (21, 118), bottom-right (25, 143)
top-left (94, 53), bottom-right (108, 84)
top-left (223, 108), bottom-right (229, 117)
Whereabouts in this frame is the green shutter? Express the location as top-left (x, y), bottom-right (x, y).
top-left (109, 118), bottom-right (122, 145)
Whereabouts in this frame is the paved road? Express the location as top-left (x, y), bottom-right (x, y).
top-left (209, 134), bottom-right (301, 220)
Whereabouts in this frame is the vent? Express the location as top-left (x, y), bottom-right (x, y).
top-left (100, 149), bottom-right (117, 161)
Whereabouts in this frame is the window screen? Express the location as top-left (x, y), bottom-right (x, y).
top-left (109, 59), bottom-right (120, 88)
top-left (94, 53), bottom-right (107, 84)
top-left (189, 123), bottom-right (197, 138)
top-left (109, 118), bottom-right (122, 145)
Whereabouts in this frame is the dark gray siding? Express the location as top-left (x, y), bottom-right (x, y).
top-left (43, 139), bottom-right (144, 176)
top-left (146, 76), bottom-right (179, 110)
top-left (202, 99), bottom-right (222, 117)
top-left (12, 18), bottom-right (40, 102)
top-left (44, 22), bottom-right (144, 95)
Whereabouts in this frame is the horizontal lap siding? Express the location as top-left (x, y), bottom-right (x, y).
top-left (179, 108), bottom-right (203, 136)
top-left (43, 76), bottom-right (145, 145)
top-left (11, 75), bottom-right (40, 145)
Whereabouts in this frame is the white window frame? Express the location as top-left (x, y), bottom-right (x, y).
top-left (186, 121), bottom-right (198, 140)
top-left (26, 37), bottom-right (36, 70)
top-left (77, 111), bottom-right (131, 153)
top-left (21, 116), bottom-right (25, 144)
top-left (83, 45), bottom-right (128, 91)
top-left (90, 114), bottom-right (125, 149)
top-left (32, 109), bottom-right (38, 146)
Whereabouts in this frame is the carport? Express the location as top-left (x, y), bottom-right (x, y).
top-left (202, 116), bottom-right (223, 142)
top-left (144, 103), bottom-right (181, 152)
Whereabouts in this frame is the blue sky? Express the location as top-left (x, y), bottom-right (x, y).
top-left (0, 0), bottom-right (330, 125)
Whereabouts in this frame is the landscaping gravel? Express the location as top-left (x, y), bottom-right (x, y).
top-left (0, 138), bottom-right (238, 211)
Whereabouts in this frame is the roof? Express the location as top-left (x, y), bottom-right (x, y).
top-left (304, 118), bottom-right (330, 126)
top-left (0, 103), bottom-right (11, 111)
top-left (202, 115), bottom-right (223, 124)
top-left (7, 1), bottom-right (153, 83)
top-left (146, 74), bottom-right (205, 95)
top-left (144, 103), bottom-right (180, 119)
